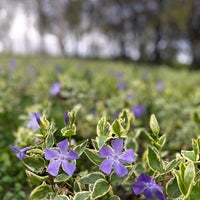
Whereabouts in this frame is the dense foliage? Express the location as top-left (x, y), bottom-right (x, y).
top-left (1, 55), bottom-right (200, 200)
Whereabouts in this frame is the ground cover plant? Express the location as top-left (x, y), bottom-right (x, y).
top-left (1, 55), bottom-right (200, 199)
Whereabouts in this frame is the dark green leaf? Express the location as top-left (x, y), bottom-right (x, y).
top-left (166, 177), bottom-right (181, 198)
top-left (74, 192), bottom-right (90, 200)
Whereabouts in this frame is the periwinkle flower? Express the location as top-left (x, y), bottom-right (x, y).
top-left (50, 82), bottom-right (61, 96)
top-left (127, 93), bottom-right (134, 100)
top-left (98, 139), bottom-right (135, 178)
top-left (156, 82), bottom-right (164, 91)
top-left (117, 82), bottom-right (126, 90)
top-left (45, 139), bottom-right (79, 176)
top-left (9, 58), bottom-right (16, 68)
top-left (9, 145), bottom-right (29, 160)
top-left (27, 113), bottom-right (41, 131)
top-left (132, 104), bottom-right (146, 119)
top-left (116, 72), bottom-right (124, 79)
top-left (132, 173), bottom-right (165, 200)
top-left (64, 112), bottom-right (70, 125)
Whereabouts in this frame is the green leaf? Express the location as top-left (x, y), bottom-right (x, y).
top-left (112, 120), bottom-right (121, 136)
top-left (192, 139), bottom-right (199, 158)
top-left (96, 116), bottom-right (110, 136)
top-left (54, 173), bottom-right (70, 183)
top-left (96, 135), bottom-right (111, 149)
top-left (186, 180), bottom-right (200, 200)
top-left (44, 132), bottom-right (54, 148)
top-left (173, 169), bottom-right (187, 196)
top-left (23, 157), bottom-right (45, 173)
top-left (26, 170), bottom-right (49, 186)
top-left (149, 114), bottom-right (160, 137)
top-left (181, 150), bottom-right (197, 162)
top-left (61, 125), bottom-right (76, 137)
top-left (80, 172), bottom-right (106, 184)
top-left (74, 140), bottom-right (88, 156)
top-left (158, 134), bottom-right (166, 148)
top-left (91, 179), bottom-right (111, 199)
top-left (108, 195), bottom-right (121, 200)
top-left (29, 184), bottom-right (53, 200)
top-left (109, 171), bottom-right (127, 185)
top-left (147, 146), bottom-right (163, 173)
top-left (53, 196), bottom-right (69, 200)
top-left (84, 148), bottom-right (103, 166)
top-left (184, 162), bottom-right (195, 195)
top-left (166, 177), bottom-right (182, 198)
top-left (73, 192), bottom-right (90, 200)
top-left (164, 159), bottom-right (181, 174)
top-left (193, 112), bottom-right (200, 125)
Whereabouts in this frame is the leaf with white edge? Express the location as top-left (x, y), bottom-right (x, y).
top-left (53, 196), bottom-right (70, 200)
top-left (26, 170), bottom-right (49, 186)
top-left (91, 179), bottom-right (111, 199)
top-left (173, 169), bottom-right (187, 196)
top-left (164, 159), bottom-right (181, 174)
top-left (192, 139), bottom-right (199, 157)
top-left (96, 116), bottom-right (110, 136)
top-left (96, 135), bottom-right (111, 149)
top-left (166, 177), bottom-right (181, 198)
top-left (84, 148), bottom-right (103, 166)
top-left (184, 162), bottom-right (195, 196)
top-left (73, 192), bottom-right (90, 200)
top-left (29, 184), bottom-right (53, 200)
top-left (74, 139), bottom-right (88, 156)
top-left (147, 146), bottom-right (163, 173)
top-left (54, 173), bottom-right (70, 183)
top-left (80, 172), bottom-right (106, 184)
top-left (181, 150), bottom-right (197, 162)
top-left (158, 134), bottom-right (166, 148)
top-left (149, 114), bottom-right (160, 137)
top-left (112, 120), bottom-right (121, 136)
top-left (23, 157), bottom-right (45, 173)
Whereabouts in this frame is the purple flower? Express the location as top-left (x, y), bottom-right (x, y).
top-left (117, 82), bottom-right (126, 90)
top-left (9, 145), bottom-right (29, 160)
top-left (156, 82), bottom-right (164, 91)
top-left (9, 58), bottom-right (16, 68)
top-left (45, 139), bottom-right (79, 176)
top-left (127, 93), bottom-right (134, 100)
top-left (64, 112), bottom-right (70, 125)
top-left (50, 82), bottom-right (61, 96)
top-left (132, 104), bottom-right (146, 119)
top-left (27, 113), bottom-right (41, 131)
top-left (116, 72), bottom-right (124, 79)
top-left (132, 173), bottom-right (165, 200)
top-left (98, 139), bottom-right (135, 177)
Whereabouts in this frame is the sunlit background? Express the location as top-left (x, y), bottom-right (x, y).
top-left (1, 0), bottom-right (199, 66)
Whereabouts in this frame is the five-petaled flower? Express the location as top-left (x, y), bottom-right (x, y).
top-left (132, 173), bottom-right (165, 200)
top-left (50, 82), bottom-right (61, 96)
top-left (9, 145), bottom-right (29, 160)
top-left (45, 139), bottom-right (79, 176)
top-left (98, 139), bottom-right (135, 178)
top-left (27, 112), bottom-right (41, 131)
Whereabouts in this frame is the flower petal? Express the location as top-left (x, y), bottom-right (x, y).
top-left (153, 189), bottom-right (166, 200)
top-left (16, 151), bottom-right (26, 160)
top-left (132, 181), bottom-right (147, 195)
top-left (9, 145), bottom-right (20, 152)
top-left (137, 173), bottom-right (152, 183)
top-left (46, 160), bottom-right (61, 176)
top-left (45, 149), bottom-right (60, 160)
top-left (61, 161), bottom-right (76, 176)
top-left (99, 146), bottom-right (114, 158)
top-left (99, 159), bottom-right (113, 175)
top-left (119, 149), bottom-right (135, 163)
top-left (111, 139), bottom-right (123, 154)
top-left (144, 188), bottom-right (154, 200)
top-left (57, 139), bottom-right (68, 155)
top-left (113, 161), bottom-right (128, 177)
top-left (67, 150), bottom-right (79, 160)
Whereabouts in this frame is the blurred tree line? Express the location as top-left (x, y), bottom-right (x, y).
top-left (0, 0), bottom-right (200, 69)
